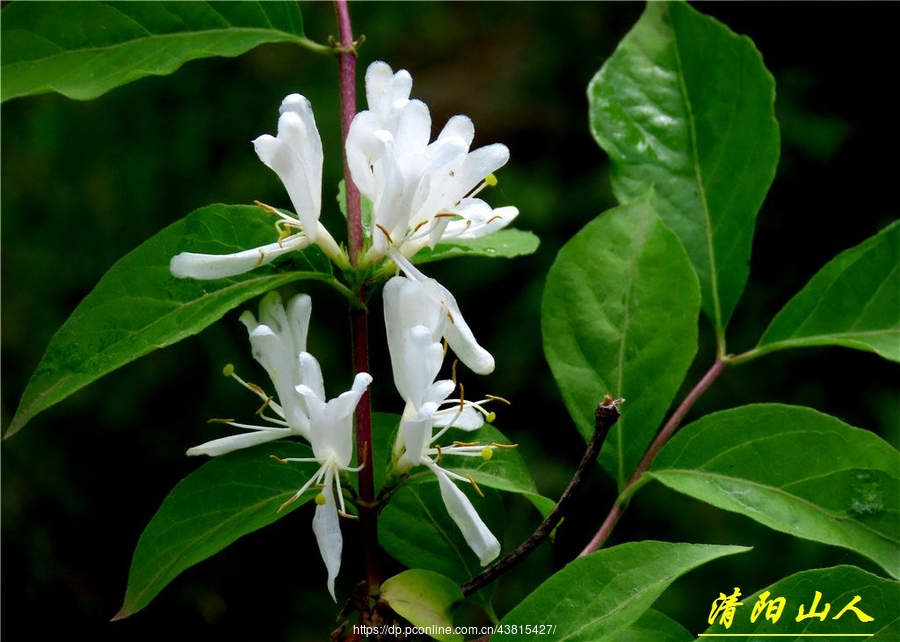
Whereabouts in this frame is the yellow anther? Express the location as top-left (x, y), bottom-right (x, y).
top-left (412, 220), bottom-right (429, 233)
top-left (254, 200), bottom-right (279, 215)
top-left (467, 473), bottom-right (485, 498)
top-left (485, 173), bottom-right (498, 187)
top-left (375, 223), bottom-right (394, 244)
top-left (435, 444), bottom-right (443, 461)
top-left (222, 363), bottom-right (235, 377)
top-left (481, 447), bottom-right (494, 461)
top-left (453, 441), bottom-right (479, 447)
top-left (255, 396), bottom-right (274, 415)
top-left (270, 455), bottom-right (289, 464)
top-left (246, 382), bottom-right (266, 396)
top-left (254, 248), bottom-right (266, 268)
top-left (207, 417), bottom-right (235, 424)
top-left (314, 492), bottom-right (328, 506)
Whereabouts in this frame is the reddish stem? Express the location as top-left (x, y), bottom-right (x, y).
top-left (333, 0), bottom-right (379, 598)
top-left (579, 358), bottom-right (728, 556)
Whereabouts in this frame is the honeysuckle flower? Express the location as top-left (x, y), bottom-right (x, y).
top-left (170, 94), bottom-right (342, 280)
top-left (346, 61), bottom-right (519, 263)
top-left (386, 252), bottom-right (494, 375)
top-left (186, 292), bottom-right (321, 456)
top-left (274, 369), bottom-right (372, 601)
top-left (383, 275), bottom-right (502, 565)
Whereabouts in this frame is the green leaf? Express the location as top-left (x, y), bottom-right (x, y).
top-left (701, 566), bottom-right (898, 640)
top-left (411, 229), bottom-right (541, 265)
top-left (754, 220), bottom-right (900, 362)
top-left (6, 204), bottom-right (339, 438)
top-left (649, 404), bottom-right (900, 578)
top-left (380, 481), bottom-right (503, 589)
top-left (1, 1), bottom-right (316, 102)
top-left (588, 1), bottom-right (779, 337)
top-left (493, 541), bottom-right (749, 640)
top-left (114, 441), bottom-right (319, 620)
top-left (542, 195), bottom-right (700, 487)
top-left (380, 570), bottom-right (465, 642)
top-left (616, 609), bottom-right (693, 642)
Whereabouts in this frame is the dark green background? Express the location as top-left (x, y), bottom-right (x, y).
top-left (2, 2), bottom-right (897, 640)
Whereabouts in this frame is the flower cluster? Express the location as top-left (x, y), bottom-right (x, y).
top-left (178, 61), bottom-right (515, 600)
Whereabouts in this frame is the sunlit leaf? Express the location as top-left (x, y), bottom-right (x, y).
top-left (2, 1), bottom-right (314, 102)
top-left (589, 1), bottom-right (779, 337)
top-left (649, 404), bottom-right (900, 578)
top-left (6, 204), bottom-right (338, 438)
top-left (542, 195), bottom-right (700, 487)
top-left (380, 570), bottom-right (464, 642)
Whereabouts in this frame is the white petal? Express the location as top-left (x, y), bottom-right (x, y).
top-left (186, 428), bottom-right (292, 457)
top-left (345, 111), bottom-right (385, 197)
top-left (433, 406), bottom-right (484, 431)
top-left (400, 414), bottom-right (431, 465)
top-left (312, 478), bottom-right (343, 602)
top-left (438, 115), bottom-right (475, 147)
top-left (253, 130), bottom-right (321, 241)
top-left (279, 94), bottom-right (323, 208)
top-left (169, 235), bottom-right (307, 280)
top-left (421, 279), bottom-right (495, 375)
top-left (286, 293), bottom-right (312, 355)
top-left (433, 468), bottom-right (500, 566)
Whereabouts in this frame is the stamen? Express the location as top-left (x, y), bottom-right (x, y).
top-left (255, 396), bottom-right (275, 416)
top-left (485, 394), bottom-right (512, 405)
top-left (246, 382), bottom-right (266, 396)
top-left (442, 338), bottom-right (449, 357)
top-left (452, 441), bottom-right (479, 447)
top-left (375, 223), bottom-right (394, 245)
top-left (435, 444), bottom-right (443, 461)
top-left (433, 212), bottom-right (457, 219)
top-left (270, 455), bottom-right (289, 464)
top-left (491, 442), bottom-right (519, 450)
top-left (446, 309), bottom-right (456, 324)
top-left (254, 248), bottom-right (266, 268)
top-left (254, 200), bottom-right (279, 215)
top-left (411, 219), bottom-right (430, 234)
top-left (467, 473), bottom-right (485, 498)
top-left (458, 383), bottom-right (465, 412)
top-left (338, 510), bottom-right (358, 520)
top-left (207, 417), bottom-right (235, 424)
top-left (451, 359), bottom-right (458, 384)
top-left (484, 214), bottom-right (503, 225)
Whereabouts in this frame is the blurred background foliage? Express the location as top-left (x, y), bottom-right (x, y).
top-left (2, 2), bottom-right (897, 640)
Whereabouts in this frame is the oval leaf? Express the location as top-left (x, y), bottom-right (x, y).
top-left (755, 220), bottom-right (900, 362)
top-left (6, 204), bottom-right (338, 438)
top-left (588, 1), bottom-right (779, 335)
top-left (494, 541), bottom-right (749, 641)
top-left (114, 441), bottom-right (319, 620)
top-left (2, 1), bottom-right (312, 102)
top-left (702, 565), bottom-right (898, 640)
top-left (649, 404), bottom-right (900, 578)
top-left (380, 570), bottom-right (464, 642)
top-left (542, 195), bottom-right (700, 487)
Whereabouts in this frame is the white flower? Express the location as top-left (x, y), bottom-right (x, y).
top-left (346, 61), bottom-right (519, 263)
top-left (171, 94), bottom-right (342, 280)
top-left (274, 370), bottom-right (372, 601)
top-left (383, 276), bottom-right (501, 565)
top-left (186, 292), bottom-right (320, 456)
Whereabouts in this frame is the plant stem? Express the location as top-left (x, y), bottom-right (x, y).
top-left (461, 397), bottom-right (622, 597)
top-left (333, 0), bottom-right (379, 598)
top-left (334, 0), bottom-right (363, 267)
top-left (578, 358), bottom-right (728, 556)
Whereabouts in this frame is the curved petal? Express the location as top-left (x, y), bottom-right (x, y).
top-left (279, 94), bottom-right (323, 209)
top-left (169, 234), bottom-right (308, 280)
top-left (186, 427), bottom-right (293, 457)
top-left (433, 467), bottom-right (500, 566)
top-left (312, 478), bottom-right (343, 602)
